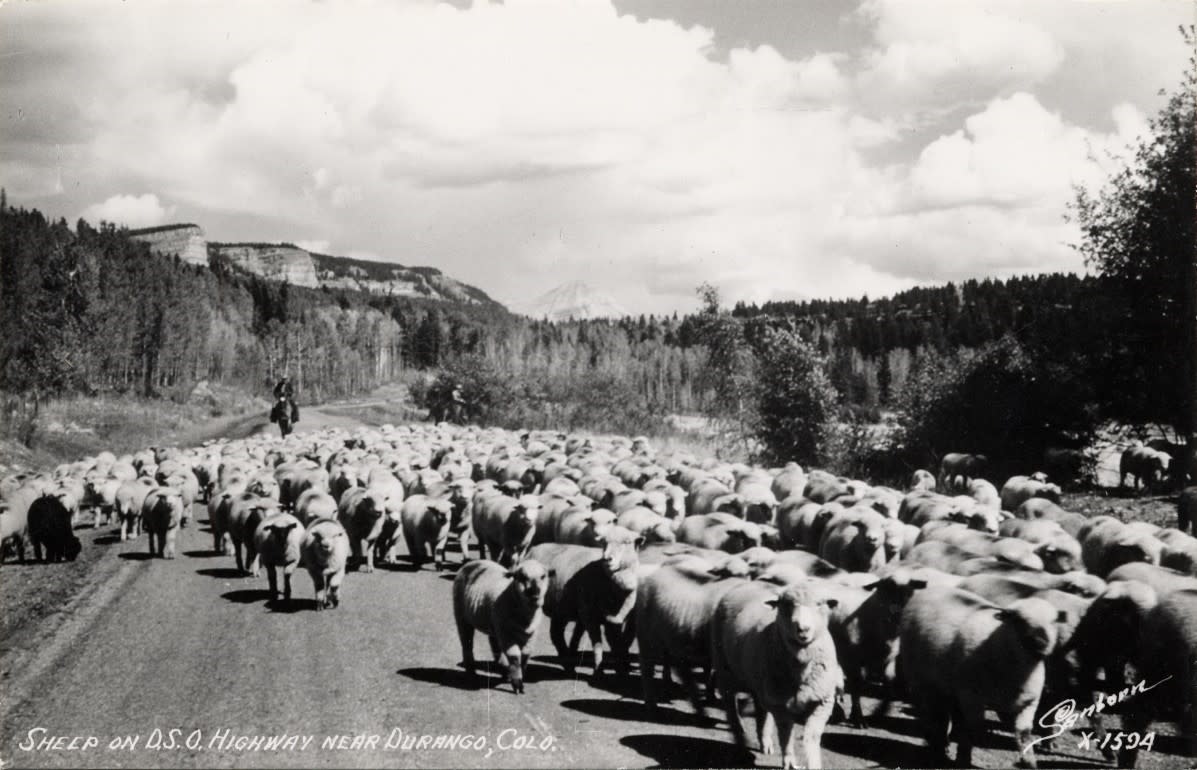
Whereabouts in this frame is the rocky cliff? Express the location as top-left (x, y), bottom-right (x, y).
top-left (210, 243), bottom-right (321, 288)
top-left (128, 224), bottom-right (208, 267)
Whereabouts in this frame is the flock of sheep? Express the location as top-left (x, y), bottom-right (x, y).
top-left (1, 422), bottom-right (1195, 770)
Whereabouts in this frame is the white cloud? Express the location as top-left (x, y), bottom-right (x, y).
top-left (80, 193), bottom-right (175, 228)
top-left (3, 0), bottom-right (1189, 314)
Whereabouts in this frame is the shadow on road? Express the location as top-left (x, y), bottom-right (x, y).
top-left (821, 730), bottom-right (933, 768)
top-left (619, 733), bottom-right (755, 769)
top-left (398, 666), bottom-right (493, 692)
top-left (183, 550), bottom-right (223, 559)
top-left (118, 552), bottom-right (154, 561)
top-left (267, 597), bottom-right (321, 613)
top-left (197, 567), bottom-right (246, 579)
top-left (559, 697), bottom-right (716, 728)
top-left (93, 534), bottom-right (122, 545)
top-left (221, 588), bottom-right (273, 604)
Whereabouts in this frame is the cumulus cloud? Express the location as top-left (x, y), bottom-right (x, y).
top-left (80, 194), bottom-right (175, 229)
top-left (2, 0), bottom-right (1189, 313)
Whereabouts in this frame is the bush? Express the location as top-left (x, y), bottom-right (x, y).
top-left (894, 335), bottom-right (1099, 478)
top-left (753, 327), bottom-right (839, 467)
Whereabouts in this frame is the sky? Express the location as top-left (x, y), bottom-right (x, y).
top-left (1, 0), bottom-right (1191, 315)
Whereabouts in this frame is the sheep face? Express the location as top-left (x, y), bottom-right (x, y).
top-left (770, 585), bottom-right (837, 648)
top-left (508, 561), bottom-right (549, 608)
top-left (600, 535), bottom-right (641, 574)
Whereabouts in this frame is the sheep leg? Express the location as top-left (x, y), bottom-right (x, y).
top-left (327, 570), bottom-right (343, 607)
top-left (721, 683), bottom-right (748, 748)
top-left (266, 565), bottom-right (279, 601)
top-left (147, 530), bottom-right (156, 557)
top-left (504, 643), bottom-right (526, 694)
top-left (845, 668), bottom-right (866, 728)
top-left (458, 529), bottom-right (472, 563)
top-left (770, 710), bottom-right (797, 768)
top-left (457, 625), bottom-right (475, 674)
top-left (247, 545), bottom-right (259, 578)
top-left (800, 698), bottom-right (834, 770)
top-left (312, 571), bottom-right (326, 611)
top-left (362, 539), bottom-right (374, 573)
top-left (758, 704), bottom-right (780, 754)
top-left (234, 541), bottom-right (245, 574)
top-left (1011, 701), bottom-right (1041, 769)
top-left (282, 570), bottom-right (292, 603)
top-left (954, 695), bottom-right (985, 769)
top-left (676, 665), bottom-right (707, 718)
top-left (550, 616), bottom-right (573, 674)
top-left (585, 621), bottom-right (605, 678)
top-left (913, 689), bottom-right (951, 765)
top-left (638, 652), bottom-right (657, 708)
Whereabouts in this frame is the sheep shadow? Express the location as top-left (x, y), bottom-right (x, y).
top-left (398, 666), bottom-right (497, 692)
top-left (820, 730), bottom-right (936, 768)
top-left (118, 552), bottom-right (154, 561)
top-left (221, 588), bottom-right (272, 604)
top-left (93, 534), bottom-right (122, 545)
top-left (559, 698), bottom-right (716, 729)
top-left (619, 734), bottom-right (755, 768)
top-left (196, 567), bottom-right (247, 580)
top-left (266, 597), bottom-right (320, 613)
top-left (183, 550), bottom-right (223, 559)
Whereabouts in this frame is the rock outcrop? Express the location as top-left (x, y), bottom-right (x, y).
top-left (210, 244), bottom-right (320, 288)
top-left (128, 224), bottom-right (208, 267)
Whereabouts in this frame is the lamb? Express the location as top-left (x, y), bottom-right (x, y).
top-left (337, 486), bottom-right (388, 573)
top-left (775, 498), bottom-right (830, 550)
top-left (1116, 588), bottom-right (1197, 766)
top-left (899, 585), bottom-right (1065, 768)
top-left (675, 513), bottom-right (761, 554)
top-left (1105, 561), bottom-right (1197, 595)
top-left (27, 494), bottom-right (82, 563)
top-left (528, 530), bottom-right (642, 680)
top-left (615, 506), bottom-right (677, 545)
top-left (817, 509), bottom-right (887, 573)
top-left (634, 555), bottom-right (752, 712)
top-left (0, 485), bottom-right (38, 563)
top-left (300, 518), bottom-right (350, 610)
top-left (916, 523), bottom-right (1047, 571)
top-left (1179, 485), bottom-right (1197, 533)
top-left (709, 580), bottom-right (842, 769)
top-left (399, 495), bottom-right (454, 570)
top-left (294, 488), bottom-right (337, 526)
top-left (227, 493), bottom-right (280, 576)
top-left (471, 492), bottom-right (540, 565)
top-left (907, 540), bottom-right (1044, 575)
top-left (1000, 475), bottom-right (1062, 512)
top-left (83, 476), bottom-right (122, 529)
top-left (1158, 527), bottom-right (1197, 575)
top-left (553, 507), bottom-right (617, 547)
top-left (999, 517), bottom-right (1083, 573)
top-left (770, 463), bottom-right (807, 501)
top-left (115, 478), bottom-right (156, 541)
top-left (142, 487), bottom-right (186, 559)
top-left (1078, 516), bottom-right (1164, 577)
top-left (253, 512), bottom-right (305, 604)
top-left (452, 558), bottom-right (550, 694)
top-left (782, 569), bottom-right (928, 728)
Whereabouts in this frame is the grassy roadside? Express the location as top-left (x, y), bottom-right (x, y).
top-left (0, 388), bottom-right (270, 472)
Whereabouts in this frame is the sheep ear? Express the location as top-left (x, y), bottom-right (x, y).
top-left (634, 536), bottom-right (646, 549)
top-left (910, 579), bottom-right (928, 590)
top-left (547, 569), bottom-right (557, 577)
top-left (861, 580), bottom-right (881, 591)
top-left (504, 569), bottom-right (514, 578)
top-left (995, 608), bottom-right (1012, 621)
top-left (825, 598), bottom-right (839, 609)
top-left (763, 597), bottom-right (780, 608)
top-left (1057, 610), bottom-right (1069, 622)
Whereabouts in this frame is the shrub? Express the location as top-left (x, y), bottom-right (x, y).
top-left (753, 327), bottom-right (839, 467)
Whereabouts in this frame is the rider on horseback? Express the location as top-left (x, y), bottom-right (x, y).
top-left (272, 375), bottom-right (299, 426)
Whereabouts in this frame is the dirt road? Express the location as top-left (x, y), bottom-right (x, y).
top-left (0, 408), bottom-right (1189, 769)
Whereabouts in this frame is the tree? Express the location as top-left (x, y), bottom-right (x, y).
top-left (754, 326), bottom-right (839, 466)
top-left (1071, 27), bottom-right (1196, 441)
top-left (691, 283), bottom-right (759, 455)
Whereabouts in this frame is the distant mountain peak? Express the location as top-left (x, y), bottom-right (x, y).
top-left (517, 281), bottom-right (629, 320)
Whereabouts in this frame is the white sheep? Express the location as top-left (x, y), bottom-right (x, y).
top-left (452, 558), bottom-right (549, 694)
top-left (300, 518), bottom-right (350, 610)
top-left (253, 512), bottom-right (305, 604)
